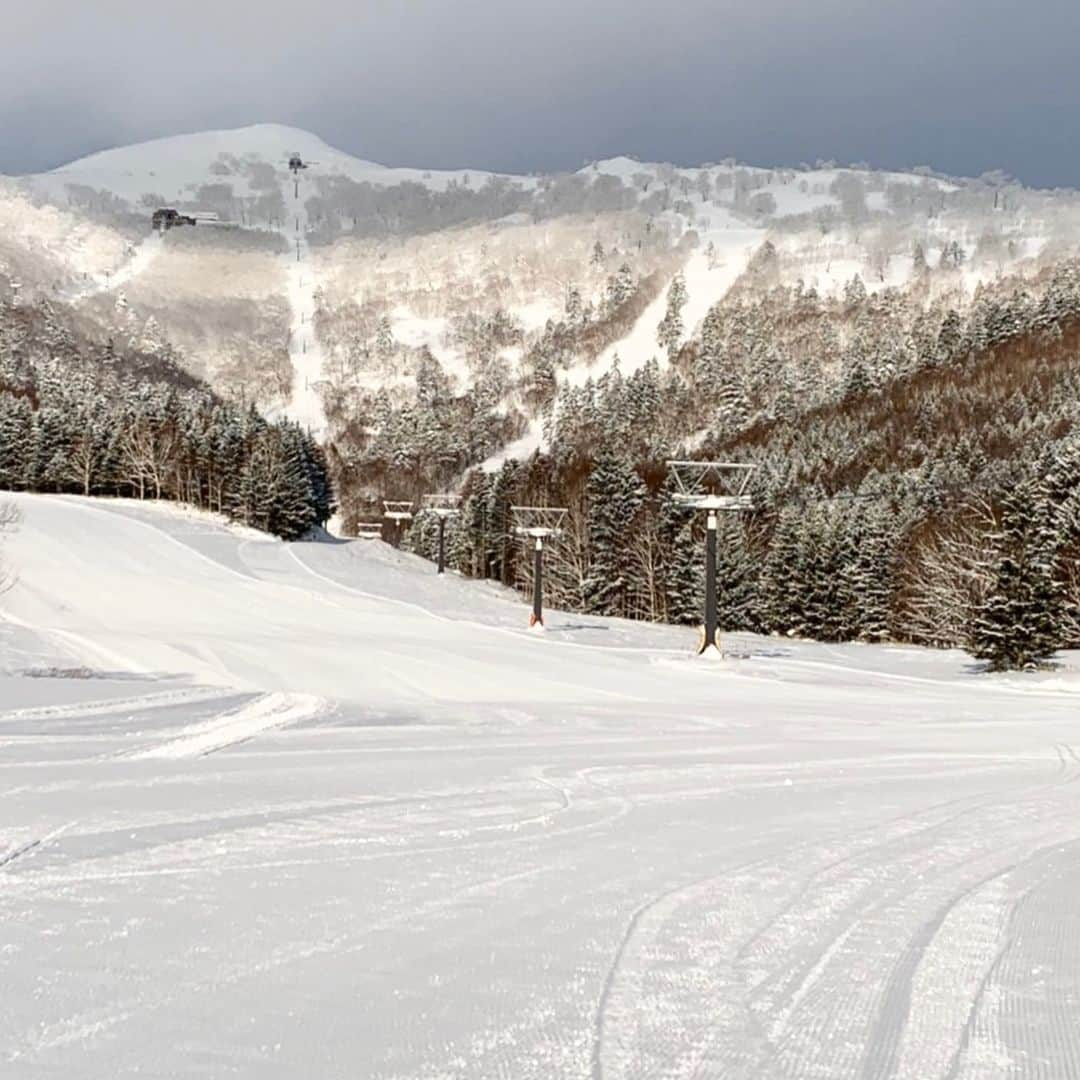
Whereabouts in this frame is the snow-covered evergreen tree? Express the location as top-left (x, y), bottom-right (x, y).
top-left (656, 272), bottom-right (687, 359)
top-left (969, 481), bottom-right (1062, 670)
top-left (584, 453), bottom-right (645, 616)
top-left (760, 506), bottom-right (803, 635)
top-left (841, 498), bottom-right (898, 642)
top-left (714, 515), bottom-right (758, 631)
top-left (605, 263), bottom-right (636, 311)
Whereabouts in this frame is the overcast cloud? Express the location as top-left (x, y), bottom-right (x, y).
top-left (3, 0), bottom-right (1079, 186)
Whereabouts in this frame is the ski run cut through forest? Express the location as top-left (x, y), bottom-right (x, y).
top-left (3, 122), bottom-right (1080, 1077)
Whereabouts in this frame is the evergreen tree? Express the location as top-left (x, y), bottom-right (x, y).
top-left (375, 316), bottom-right (395, 362)
top-left (796, 504), bottom-right (850, 641)
top-left (269, 431), bottom-right (317, 541)
top-left (716, 366), bottom-right (751, 434)
top-left (488, 461), bottom-right (520, 584)
top-left (969, 481), bottom-right (1062, 670)
top-left (297, 427), bottom-right (334, 527)
top-left (656, 272), bottom-right (687, 359)
top-left (584, 453), bottom-right (645, 616)
top-left (0, 394), bottom-right (33, 489)
top-left (843, 274), bottom-right (868, 311)
top-left (606, 263), bottom-right (636, 310)
top-left (666, 521), bottom-right (702, 626)
top-left (714, 515), bottom-right (758, 631)
top-left (761, 507), bottom-right (803, 635)
top-left (565, 285), bottom-right (585, 326)
top-left (841, 499), bottom-right (897, 642)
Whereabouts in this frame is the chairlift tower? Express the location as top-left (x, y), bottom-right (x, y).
top-left (667, 461), bottom-right (755, 656)
top-left (383, 501), bottom-right (414, 548)
top-left (511, 506), bottom-right (568, 628)
top-left (422, 494), bottom-right (462, 574)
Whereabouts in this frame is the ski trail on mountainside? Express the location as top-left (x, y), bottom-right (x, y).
top-left (59, 232), bottom-right (164, 304)
top-left (278, 169), bottom-right (326, 437)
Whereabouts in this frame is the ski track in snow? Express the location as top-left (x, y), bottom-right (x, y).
top-left (0, 686), bottom-right (231, 725)
top-left (590, 753), bottom-right (1080, 1080)
top-left (125, 691), bottom-right (327, 760)
top-left (0, 824), bottom-right (73, 871)
top-left (2, 494), bottom-right (1080, 1079)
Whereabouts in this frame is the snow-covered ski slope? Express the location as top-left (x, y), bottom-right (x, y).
top-left (13, 123), bottom-right (1069, 459)
top-left (277, 170), bottom-right (327, 436)
top-left (3, 494), bottom-right (1080, 1078)
top-left (24, 124), bottom-right (952, 224)
top-left (58, 231), bottom-right (165, 304)
top-left (25, 123), bottom-right (517, 205)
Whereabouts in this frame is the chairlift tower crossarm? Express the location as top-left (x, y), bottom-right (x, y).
top-left (422, 494), bottom-right (462, 574)
top-left (383, 501), bottom-right (414, 548)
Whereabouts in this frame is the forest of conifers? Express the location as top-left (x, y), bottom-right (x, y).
top-left (384, 257), bottom-right (1080, 670)
top-left (0, 299), bottom-right (332, 540)
top-left (3, 249), bottom-right (1080, 670)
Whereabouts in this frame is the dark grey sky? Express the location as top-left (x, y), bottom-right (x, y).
top-left (5, 1), bottom-right (1080, 186)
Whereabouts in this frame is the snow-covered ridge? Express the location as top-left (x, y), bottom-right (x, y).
top-left (21, 123), bottom-right (968, 217)
top-left (22, 123), bottom-right (515, 205)
top-left (7, 122), bottom-right (1079, 462)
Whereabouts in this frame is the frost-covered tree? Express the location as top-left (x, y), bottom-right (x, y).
top-left (761, 507), bottom-right (802, 634)
top-left (605, 263), bottom-right (636, 311)
top-left (584, 453), bottom-right (645, 617)
top-left (912, 241), bottom-right (929, 275)
top-left (565, 284), bottom-right (585, 326)
top-left (969, 481), bottom-right (1062, 670)
top-left (714, 515), bottom-right (757, 631)
top-left (663, 510), bottom-right (702, 626)
top-left (0, 298), bottom-right (332, 540)
top-left (841, 499), bottom-right (898, 642)
top-left (656, 272), bottom-right (688, 359)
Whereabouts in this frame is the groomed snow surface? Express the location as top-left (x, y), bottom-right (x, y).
top-left (278, 171), bottom-right (327, 437)
top-left (2, 494), bottom-right (1080, 1079)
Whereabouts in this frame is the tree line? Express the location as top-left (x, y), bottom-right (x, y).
top-left (397, 259), bottom-right (1080, 671)
top-left (0, 298), bottom-right (332, 540)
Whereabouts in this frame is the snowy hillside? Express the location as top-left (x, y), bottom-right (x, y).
top-left (8, 123), bottom-right (1080, 536)
top-left (2, 493), bottom-right (1080, 1078)
top-left (7, 127), bottom-right (1073, 415)
top-left (26, 123), bottom-right (514, 205)
top-left (0, 181), bottom-right (135, 295)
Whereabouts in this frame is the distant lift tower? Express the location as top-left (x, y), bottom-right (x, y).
top-left (511, 506), bottom-right (568, 628)
top-left (422, 494), bottom-right (462, 574)
top-left (383, 501), bottom-right (414, 548)
top-left (667, 461), bottom-right (756, 656)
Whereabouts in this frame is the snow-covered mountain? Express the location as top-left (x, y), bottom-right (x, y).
top-left (5, 124), bottom-right (1080, 671)
top-left (5, 123), bottom-right (1080, 480)
top-left (26, 122), bottom-right (513, 205)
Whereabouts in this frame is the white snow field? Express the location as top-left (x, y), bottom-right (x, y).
top-left (279, 170), bottom-right (327, 437)
top-left (2, 494), bottom-right (1080, 1079)
top-left (57, 231), bottom-right (165, 305)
